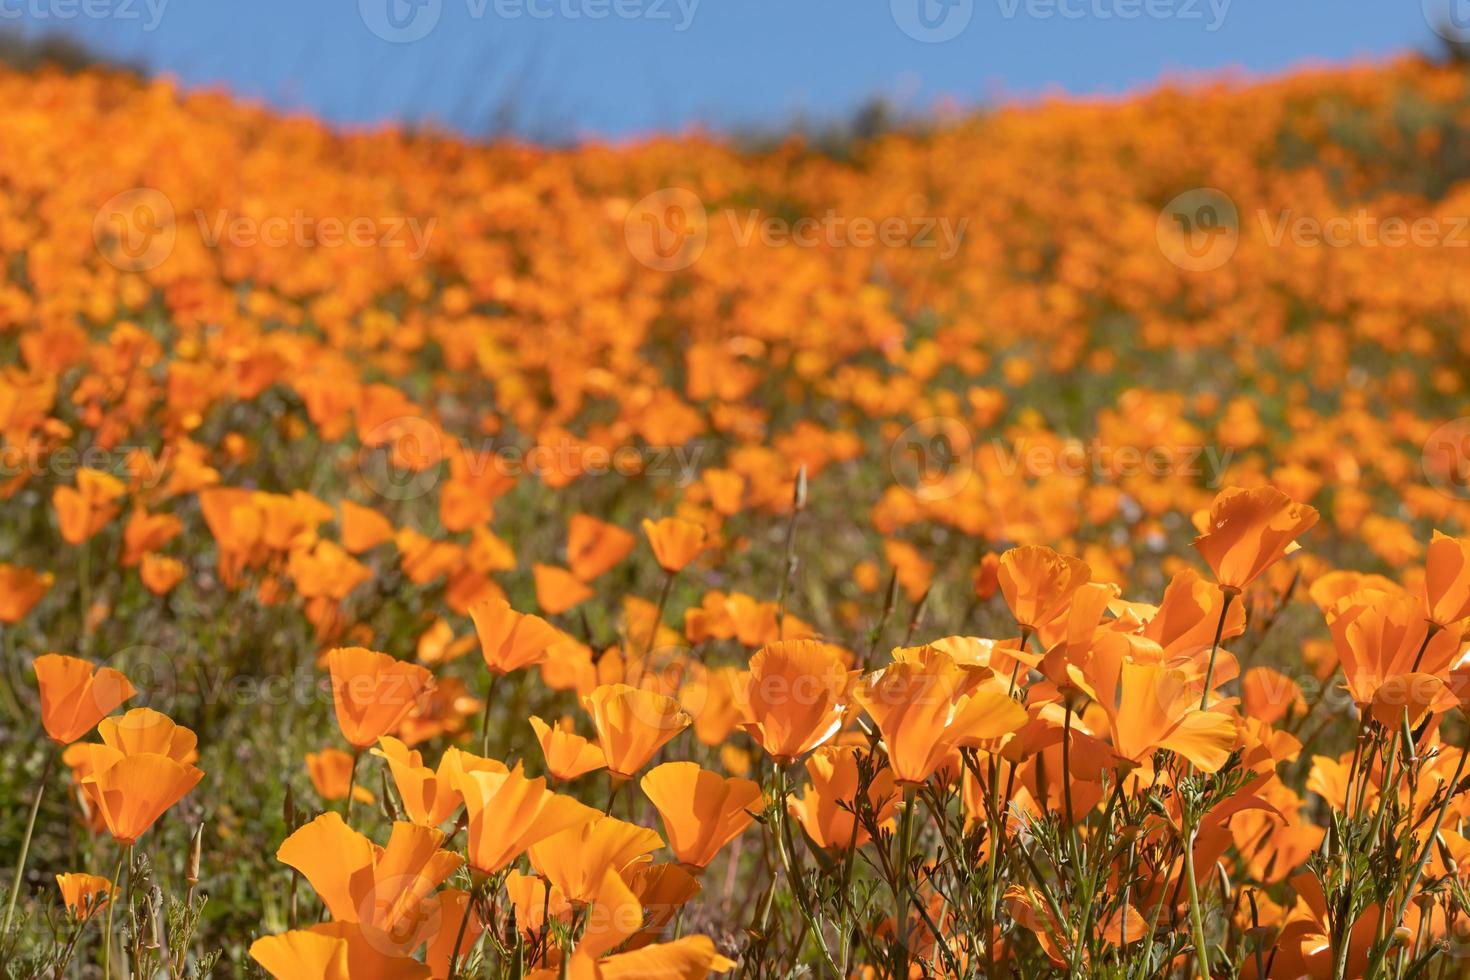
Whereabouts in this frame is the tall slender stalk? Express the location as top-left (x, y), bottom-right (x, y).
top-left (2, 744), bottom-right (55, 938)
top-left (1183, 820), bottom-right (1211, 980)
top-left (1198, 589), bottom-right (1236, 711)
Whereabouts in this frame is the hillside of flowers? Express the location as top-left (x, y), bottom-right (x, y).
top-left (4, 53), bottom-right (1470, 978)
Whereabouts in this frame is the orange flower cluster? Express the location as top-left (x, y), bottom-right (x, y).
top-left (5, 54), bottom-right (1470, 978)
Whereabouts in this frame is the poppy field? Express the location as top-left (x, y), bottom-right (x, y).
top-left (7, 52), bottom-right (1470, 978)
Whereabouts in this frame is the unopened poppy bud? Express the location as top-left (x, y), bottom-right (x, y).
top-left (793, 465), bottom-right (808, 512)
top-left (1146, 794), bottom-right (1168, 817)
top-left (186, 822), bottom-right (203, 886)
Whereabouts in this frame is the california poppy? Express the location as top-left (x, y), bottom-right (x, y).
top-left (583, 683), bottom-right (692, 780)
top-left (373, 736), bottom-right (504, 826)
top-left (640, 762), bottom-right (762, 870)
top-left (34, 653), bottom-right (135, 745)
top-left (528, 813), bottom-right (664, 903)
top-left (533, 563), bottom-right (595, 615)
top-left (55, 872), bottom-right (112, 920)
top-left (81, 749), bottom-right (203, 844)
top-left (327, 647), bottom-right (434, 749)
top-left (458, 764), bottom-right (599, 874)
top-left (0, 564), bottom-right (53, 623)
top-left (737, 640), bottom-right (854, 763)
top-left (788, 745), bottom-right (897, 850)
top-left (1424, 531), bottom-right (1470, 628)
top-left (641, 517), bottom-right (706, 573)
top-left (528, 715), bottom-right (607, 781)
top-left (998, 545), bottom-right (1091, 635)
top-left (854, 647), bottom-right (1026, 785)
top-left (277, 813), bottom-right (461, 946)
top-left (53, 467), bottom-right (125, 545)
top-left (469, 597), bottom-right (566, 675)
top-left (1192, 486), bottom-right (1318, 593)
top-left (307, 748), bottom-right (375, 805)
top-left (568, 514), bottom-right (636, 581)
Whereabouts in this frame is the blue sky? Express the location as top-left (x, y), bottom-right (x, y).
top-left (6, 0), bottom-right (1458, 139)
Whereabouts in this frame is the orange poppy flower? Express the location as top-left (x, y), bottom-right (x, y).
top-left (528, 813), bottom-right (664, 903)
top-left (737, 640), bottom-right (855, 763)
top-left (622, 863), bottom-right (701, 950)
top-left (583, 683), bottom-right (692, 780)
top-left (249, 931), bottom-right (351, 980)
top-left (529, 715), bottom-right (607, 781)
top-left (568, 514), bottom-right (636, 581)
top-left (854, 648), bottom-right (1027, 785)
top-left (640, 762), bottom-right (762, 870)
top-left (34, 653), bottom-right (135, 745)
top-left (373, 736), bottom-right (504, 826)
top-left (1079, 648), bottom-right (1235, 772)
top-left (0, 564), bottom-right (53, 623)
top-left (788, 745), bottom-right (897, 850)
top-left (641, 517), bottom-right (706, 573)
top-left (533, 563), bottom-right (595, 615)
top-left (277, 813), bottom-right (461, 946)
top-left (1327, 588), bottom-right (1461, 708)
top-left (81, 749), bottom-right (203, 845)
top-left (327, 647), bottom-right (434, 749)
top-left (458, 764), bottom-right (599, 874)
top-left (1425, 531), bottom-right (1470, 628)
top-left (338, 500), bottom-right (396, 554)
top-left (424, 890), bottom-right (485, 979)
top-left (97, 707), bottom-right (199, 764)
top-left (469, 597), bottom-right (567, 675)
top-left (307, 748), bottom-right (374, 805)
top-left (139, 553), bottom-right (186, 595)
top-left (53, 467), bottom-right (125, 545)
top-left (1140, 567), bottom-right (1248, 660)
top-left (504, 869), bottom-right (571, 939)
top-left (55, 872), bottom-right (112, 920)
top-left (121, 509), bottom-right (182, 567)
top-left (1192, 486), bottom-right (1319, 593)
top-left (997, 545), bottom-right (1091, 634)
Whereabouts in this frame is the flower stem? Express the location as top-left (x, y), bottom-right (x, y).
top-left (2, 744), bottom-right (55, 938)
top-left (1198, 589), bottom-right (1236, 710)
top-left (1183, 820), bottom-right (1211, 979)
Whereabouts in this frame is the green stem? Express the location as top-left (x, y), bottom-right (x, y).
top-left (343, 749), bottom-right (362, 826)
top-left (479, 671), bottom-right (500, 757)
top-left (2, 744), bottom-right (55, 938)
top-left (101, 847), bottom-right (124, 980)
top-left (644, 569), bottom-right (676, 660)
top-left (1183, 820), bottom-right (1212, 980)
top-left (1198, 589), bottom-right (1236, 711)
top-left (895, 785), bottom-right (917, 979)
